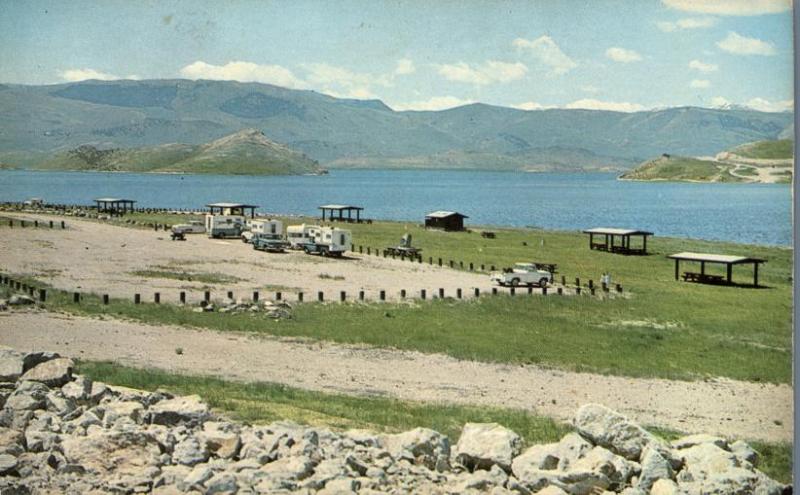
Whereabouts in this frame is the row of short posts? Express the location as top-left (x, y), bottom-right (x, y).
top-left (5, 219), bottom-right (66, 229)
top-left (0, 274), bottom-right (48, 302)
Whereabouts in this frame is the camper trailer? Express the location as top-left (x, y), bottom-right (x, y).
top-left (286, 224), bottom-right (320, 249)
top-left (303, 227), bottom-right (351, 257)
top-left (242, 219), bottom-right (283, 243)
top-left (204, 203), bottom-right (257, 239)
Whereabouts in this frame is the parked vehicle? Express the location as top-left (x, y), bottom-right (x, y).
top-left (171, 220), bottom-right (206, 235)
top-left (252, 234), bottom-right (290, 253)
top-left (205, 214), bottom-right (247, 239)
top-left (286, 224), bottom-right (321, 249)
top-left (490, 263), bottom-right (553, 287)
top-left (242, 219), bottom-right (283, 243)
top-left (302, 227), bottom-right (351, 257)
top-left (383, 233), bottom-right (422, 258)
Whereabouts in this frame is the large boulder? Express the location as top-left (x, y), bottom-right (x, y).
top-left (22, 351), bottom-right (61, 373)
top-left (0, 349), bottom-right (24, 382)
top-left (453, 423), bottom-right (522, 472)
top-left (61, 430), bottom-right (162, 476)
top-left (19, 358), bottom-right (74, 388)
top-left (200, 421), bottom-right (241, 459)
top-left (382, 427), bottom-right (450, 471)
top-left (571, 445), bottom-right (639, 489)
top-left (636, 445), bottom-right (673, 492)
top-left (574, 404), bottom-right (660, 461)
top-left (4, 380), bottom-right (50, 411)
top-left (675, 442), bottom-right (785, 495)
top-left (148, 395), bottom-right (210, 426)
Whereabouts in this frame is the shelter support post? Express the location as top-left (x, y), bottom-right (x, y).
top-left (674, 259), bottom-right (679, 280)
top-left (726, 263), bottom-right (733, 284)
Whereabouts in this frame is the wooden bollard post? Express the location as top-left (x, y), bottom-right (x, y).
top-left (227, 290), bottom-right (234, 300)
top-left (528, 286), bottom-right (533, 295)
top-left (420, 289), bottom-right (426, 300)
top-left (492, 287), bottom-right (498, 295)
top-left (20, 220), bottom-right (24, 228)
top-left (429, 257), bottom-right (433, 264)
top-left (469, 263), bottom-right (473, 271)
top-left (318, 291), bottom-right (324, 302)
top-left (474, 288), bottom-right (480, 297)
top-left (589, 280), bottom-right (594, 289)
top-left (557, 287), bottom-right (562, 295)
top-left (49, 220), bottom-right (53, 228)
top-left (154, 224), bottom-right (158, 231)
top-left (400, 289), bottom-right (406, 299)
top-left (457, 288), bottom-right (462, 299)
top-left (616, 284), bottom-right (623, 293)
top-left (491, 265), bottom-right (495, 271)
top-left (61, 221), bottom-right (65, 229)
top-left (448, 260), bottom-right (453, 268)
top-left (510, 287), bottom-right (515, 296)
top-left (134, 294), bottom-right (141, 304)
top-left (103, 294), bottom-right (109, 305)
top-left (576, 287), bottom-right (581, 295)
top-left (8, 219), bottom-right (12, 228)
top-left (180, 291), bottom-right (186, 304)
top-left (154, 293), bottom-right (160, 304)
top-left (340, 291), bottom-right (346, 302)
top-left (34, 220), bottom-right (38, 227)
top-left (28, 287), bottom-right (34, 297)
top-left (253, 291), bottom-right (259, 302)
top-left (73, 292), bottom-right (80, 304)
top-left (38, 289), bottom-right (46, 302)
top-left (561, 275), bottom-right (566, 285)
top-left (602, 283), bottom-right (609, 292)
top-left (367, 247), bottom-right (371, 255)
top-left (204, 290), bottom-right (211, 303)
top-left (438, 288), bottom-right (444, 298)
top-left (459, 261), bottom-right (463, 269)
top-left (438, 258), bottom-right (442, 266)
top-left (359, 245), bottom-right (363, 253)
top-left (575, 277), bottom-right (580, 286)
top-left (378, 290), bottom-right (384, 301)
top-left (590, 287), bottom-right (596, 296)
top-left (298, 292), bottom-right (304, 302)
top-left (276, 292), bottom-right (282, 301)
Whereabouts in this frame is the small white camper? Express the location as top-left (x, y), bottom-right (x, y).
top-left (205, 203), bottom-right (257, 239)
top-left (303, 227), bottom-right (352, 257)
top-left (286, 224), bottom-right (321, 249)
top-left (242, 219), bottom-right (283, 243)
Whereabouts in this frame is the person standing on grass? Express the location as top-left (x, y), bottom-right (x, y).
top-left (601, 272), bottom-right (610, 287)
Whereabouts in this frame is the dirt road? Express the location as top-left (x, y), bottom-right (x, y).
top-left (0, 311), bottom-right (790, 443)
top-left (0, 213), bottom-right (508, 302)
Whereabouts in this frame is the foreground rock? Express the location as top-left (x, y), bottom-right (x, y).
top-left (0, 347), bottom-right (789, 494)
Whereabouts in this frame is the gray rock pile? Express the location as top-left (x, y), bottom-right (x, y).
top-left (193, 299), bottom-right (292, 318)
top-left (0, 347), bottom-right (789, 494)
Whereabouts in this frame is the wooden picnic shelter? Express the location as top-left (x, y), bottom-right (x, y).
top-left (583, 227), bottom-right (653, 255)
top-left (94, 197), bottom-right (136, 216)
top-left (319, 204), bottom-right (364, 223)
top-left (206, 203), bottom-right (258, 218)
top-left (667, 251), bottom-right (766, 287)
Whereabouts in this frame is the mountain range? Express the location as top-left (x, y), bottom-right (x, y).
top-left (0, 79), bottom-right (793, 172)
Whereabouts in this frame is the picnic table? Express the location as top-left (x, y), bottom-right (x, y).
top-left (682, 271), bottom-right (724, 284)
top-left (481, 231), bottom-right (496, 239)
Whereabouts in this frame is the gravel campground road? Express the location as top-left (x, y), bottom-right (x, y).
top-left (0, 311), bottom-right (791, 443)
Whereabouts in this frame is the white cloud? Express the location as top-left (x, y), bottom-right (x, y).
top-left (512, 36), bottom-right (577, 75)
top-left (657, 17), bottom-right (717, 32)
top-left (60, 68), bottom-right (139, 82)
top-left (179, 61), bottom-right (307, 88)
top-left (605, 47), bottom-right (643, 63)
top-left (745, 97), bottom-right (793, 112)
top-left (690, 79), bottom-right (711, 88)
top-left (394, 58), bottom-right (415, 75)
top-left (390, 96), bottom-right (475, 111)
top-left (436, 61), bottom-right (527, 85)
top-left (716, 32), bottom-right (775, 55)
top-left (513, 101), bottom-right (547, 111)
top-left (662, 0), bottom-right (791, 16)
top-left (710, 96), bottom-right (731, 107)
top-left (688, 60), bottom-right (718, 72)
top-left (565, 99), bottom-right (646, 112)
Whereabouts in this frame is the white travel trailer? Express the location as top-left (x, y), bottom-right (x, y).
top-left (304, 226), bottom-right (352, 257)
top-left (242, 219), bottom-right (283, 243)
top-left (205, 202), bottom-right (258, 239)
top-left (286, 224), bottom-right (320, 249)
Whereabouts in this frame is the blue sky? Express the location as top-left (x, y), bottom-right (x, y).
top-left (0, 0), bottom-right (793, 112)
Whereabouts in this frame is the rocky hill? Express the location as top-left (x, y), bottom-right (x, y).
top-left (0, 346), bottom-right (788, 494)
top-left (0, 79), bottom-right (793, 171)
top-left (31, 129), bottom-right (324, 175)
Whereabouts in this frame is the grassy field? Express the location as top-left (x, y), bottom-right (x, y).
top-left (732, 139), bottom-right (793, 160)
top-left (75, 361), bottom-right (791, 483)
top-left (130, 267), bottom-right (243, 285)
top-left (619, 156), bottom-right (741, 183)
top-left (8, 213), bottom-right (791, 383)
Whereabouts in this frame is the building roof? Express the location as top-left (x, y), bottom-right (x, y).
top-left (425, 211), bottom-right (469, 219)
top-left (206, 202), bottom-right (258, 209)
top-left (318, 204), bottom-right (364, 210)
top-left (583, 227), bottom-right (653, 236)
top-left (94, 198), bottom-right (136, 203)
top-left (667, 252), bottom-right (766, 264)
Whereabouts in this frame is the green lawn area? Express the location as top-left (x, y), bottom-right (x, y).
top-left (620, 157), bottom-right (741, 182)
top-left (9, 214), bottom-right (791, 384)
top-left (75, 361), bottom-right (792, 484)
top-left (733, 139), bottom-right (794, 160)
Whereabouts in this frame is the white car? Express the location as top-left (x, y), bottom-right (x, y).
top-left (171, 220), bottom-right (206, 235)
top-left (490, 263), bottom-right (553, 287)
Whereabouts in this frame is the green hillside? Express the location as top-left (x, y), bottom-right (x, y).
top-left (31, 129), bottom-right (324, 175)
top-left (730, 139), bottom-right (793, 160)
top-left (619, 155), bottom-right (740, 182)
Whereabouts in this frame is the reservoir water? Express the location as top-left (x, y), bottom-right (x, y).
top-left (0, 169), bottom-right (791, 246)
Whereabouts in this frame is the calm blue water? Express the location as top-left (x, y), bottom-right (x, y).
top-left (0, 169), bottom-right (791, 246)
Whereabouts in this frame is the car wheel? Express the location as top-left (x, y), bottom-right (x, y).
top-left (511, 278), bottom-right (520, 287)
top-left (539, 278), bottom-right (548, 287)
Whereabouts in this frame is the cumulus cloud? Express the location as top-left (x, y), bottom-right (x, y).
top-left (605, 47), bottom-right (643, 63)
top-left (394, 58), bottom-right (415, 75)
top-left (745, 97), bottom-right (793, 112)
top-left (513, 101), bottom-right (547, 111)
top-left (716, 32), bottom-right (775, 55)
top-left (565, 99), bottom-right (646, 112)
top-left (60, 68), bottom-right (139, 82)
top-left (688, 60), bottom-right (719, 72)
top-left (710, 96), bottom-right (731, 107)
top-left (690, 79), bottom-right (711, 88)
top-left (512, 36), bottom-right (577, 75)
top-left (662, 0), bottom-right (790, 16)
top-left (179, 61), bottom-right (307, 88)
top-left (657, 17), bottom-right (717, 32)
top-left (436, 61), bottom-right (527, 85)
top-left (390, 96), bottom-right (475, 111)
